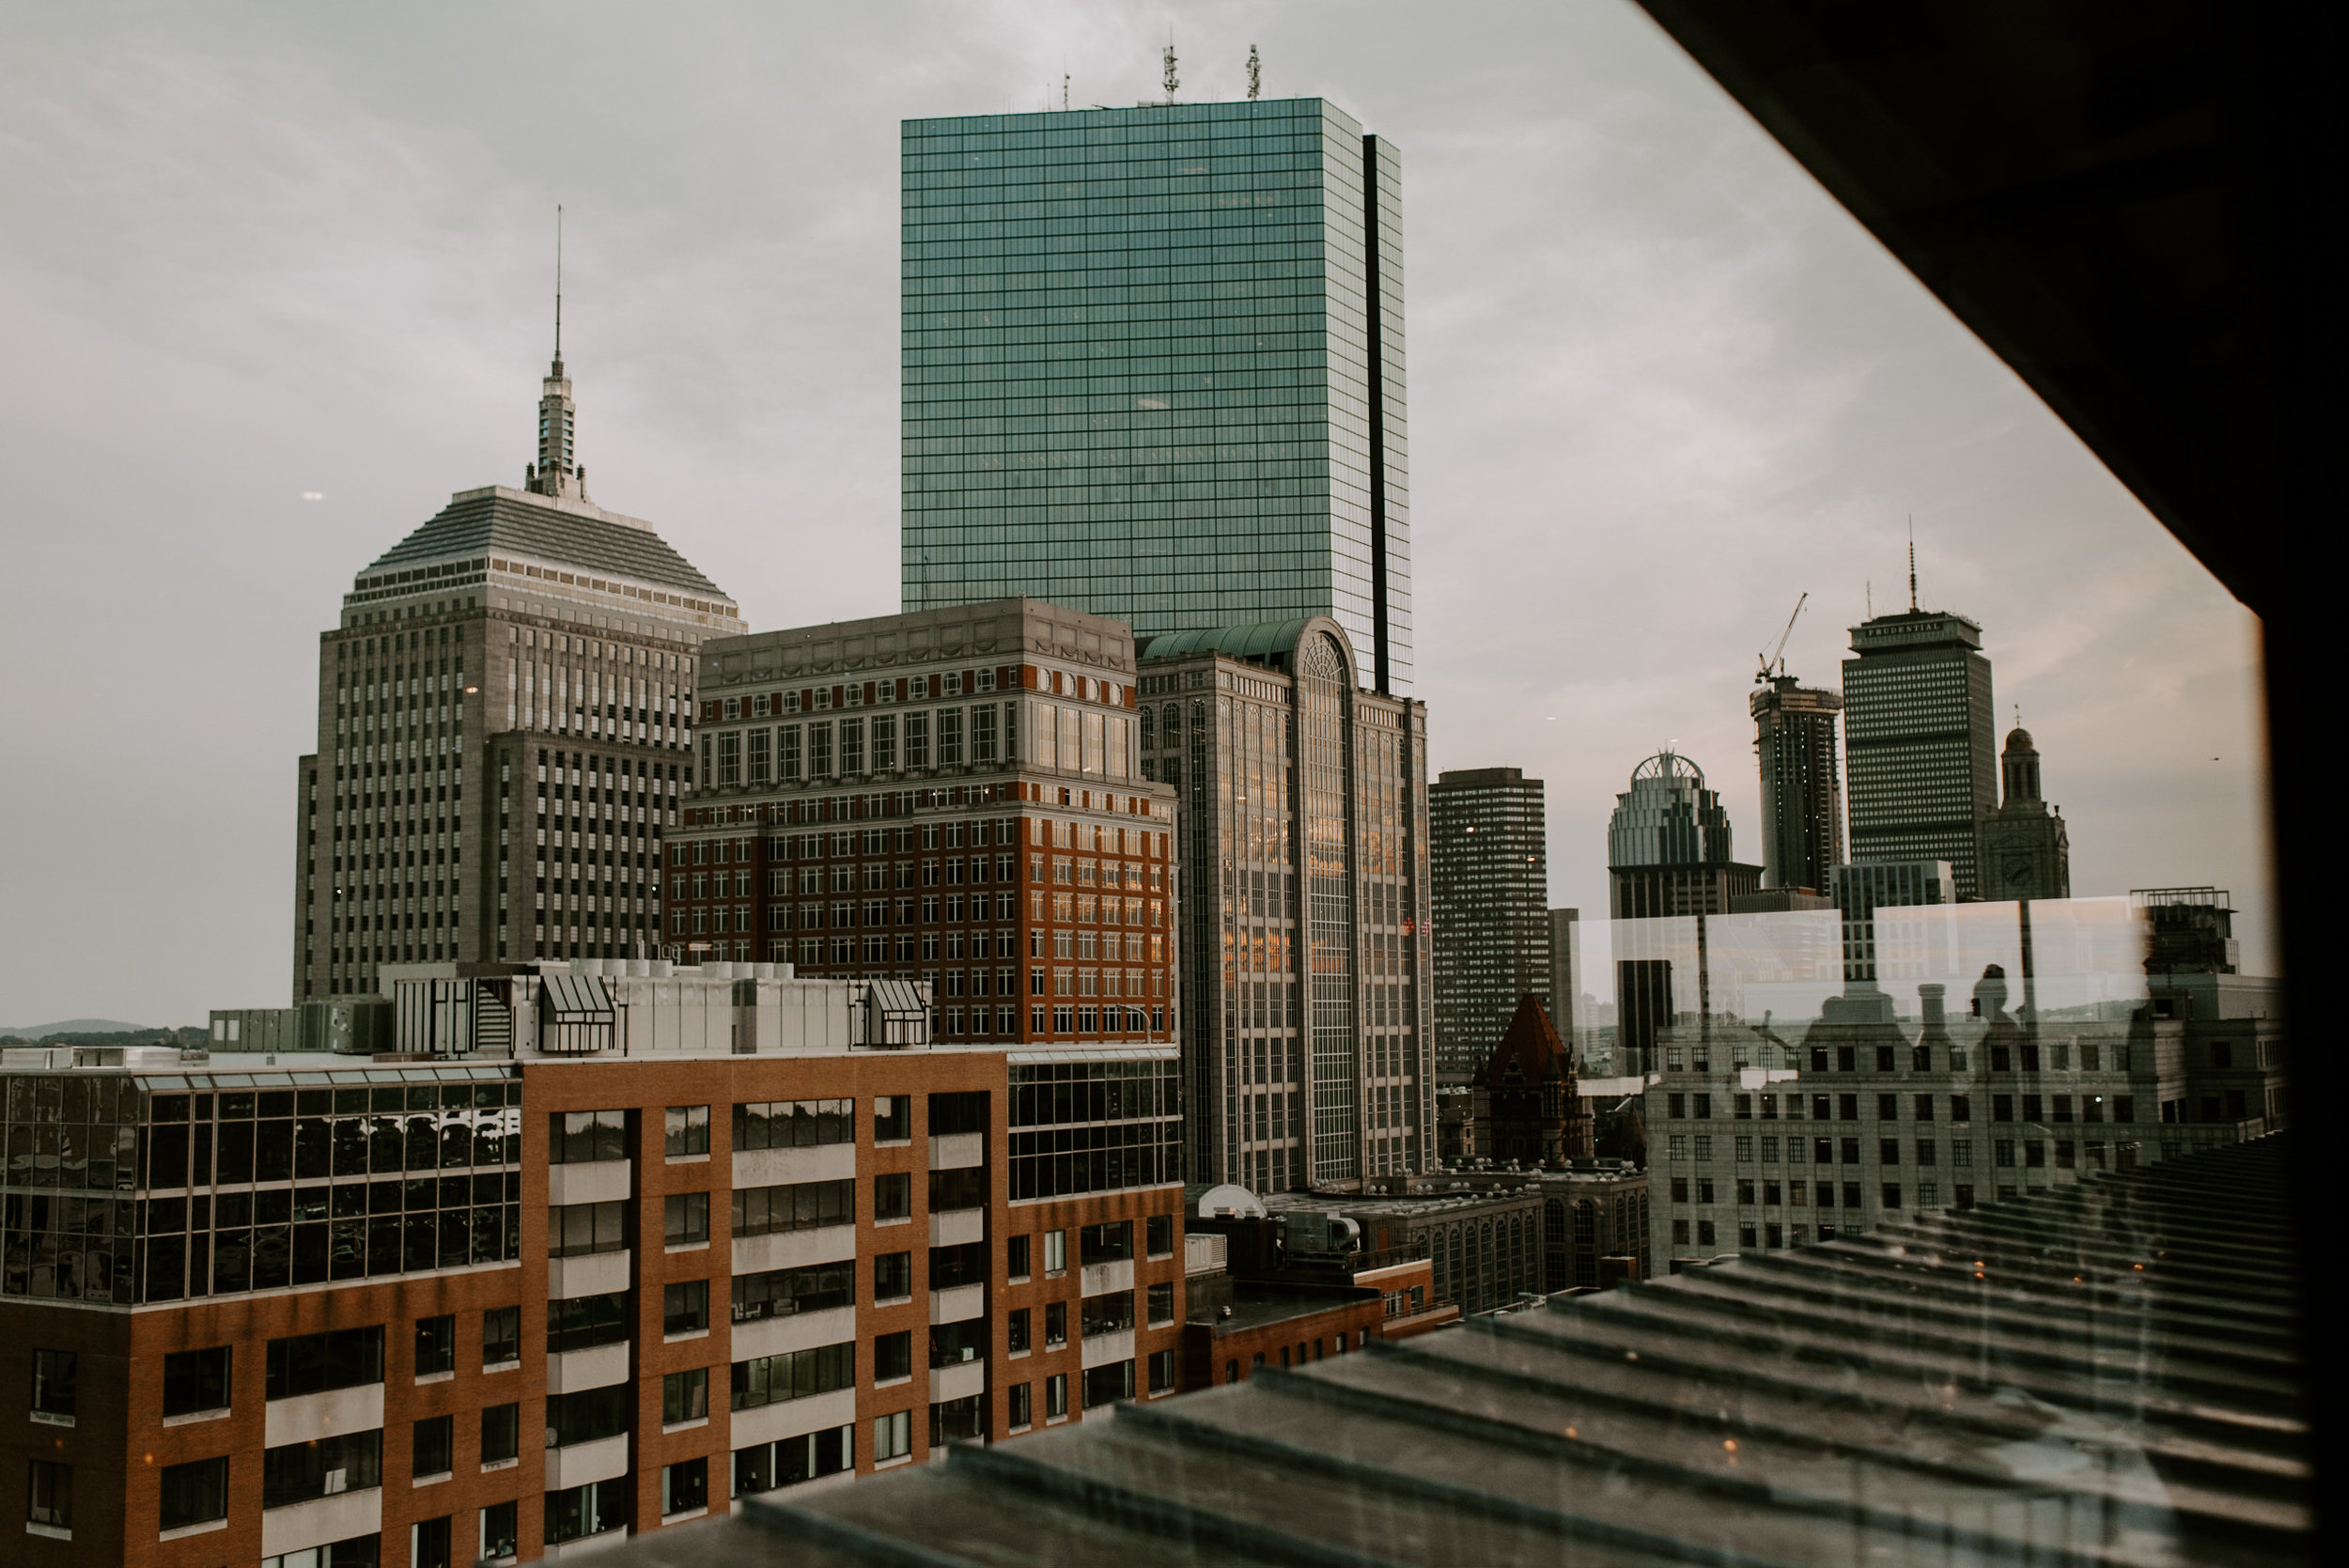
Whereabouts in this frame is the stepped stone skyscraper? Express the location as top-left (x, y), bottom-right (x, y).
top-left (1842, 605), bottom-right (1997, 899)
top-left (898, 98), bottom-right (1413, 693)
top-left (289, 347), bottom-right (737, 1000)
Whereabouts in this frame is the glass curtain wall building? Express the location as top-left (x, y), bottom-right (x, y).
top-left (900, 99), bottom-right (1413, 695)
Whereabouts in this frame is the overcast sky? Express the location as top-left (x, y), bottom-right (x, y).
top-left (0, 1), bottom-right (2271, 1028)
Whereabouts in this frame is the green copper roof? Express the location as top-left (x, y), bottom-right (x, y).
top-left (365, 489), bottom-right (728, 599)
top-left (1138, 616), bottom-right (1325, 667)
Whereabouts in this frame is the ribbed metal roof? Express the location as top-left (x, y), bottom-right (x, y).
top-left (604, 1134), bottom-right (2306, 1567)
top-left (1139, 616), bottom-right (1327, 666)
top-left (364, 488), bottom-right (727, 598)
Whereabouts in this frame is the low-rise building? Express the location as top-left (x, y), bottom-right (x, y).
top-left (0, 960), bottom-right (1186, 1565)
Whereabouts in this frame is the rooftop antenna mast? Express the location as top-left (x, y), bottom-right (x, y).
top-left (1907, 515), bottom-right (1919, 612)
top-left (1247, 43), bottom-right (1261, 100)
top-left (1163, 34), bottom-right (1179, 104)
top-left (552, 204), bottom-right (563, 369)
top-left (1755, 592), bottom-right (1808, 684)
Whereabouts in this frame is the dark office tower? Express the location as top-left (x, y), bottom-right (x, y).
top-left (900, 99), bottom-right (1413, 694)
top-left (1842, 607), bottom-right (1997, 898)
top-left (288, 351), bottom-right (736, 1001)
top-left (1750, 674), bottom-right (1844, 892)
top-left (1979, 723), bottom-right (2071, 901)
top-left (1429, 768), bottom-right (1551, 1080)
top-left (1606, 752), bottom-right (1760, 1075)
top-left (1137, 617), bottom-right (1432, 1192)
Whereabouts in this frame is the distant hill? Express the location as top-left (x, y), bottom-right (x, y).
top-left (0, 1021), bottom-right (204, 1048)
top-left (0, 1018), bottom-right (152, 1038)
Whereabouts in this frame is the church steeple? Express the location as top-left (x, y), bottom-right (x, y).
top-left (527, 207), bottom-right (586, 501)
top-left (2000, 720), bottom-right (2042, 806)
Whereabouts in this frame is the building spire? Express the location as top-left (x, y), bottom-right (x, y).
top-left (1907, 516), bottom-right (1919, 612)
top-left (528, 206), bottom-right (584, 501)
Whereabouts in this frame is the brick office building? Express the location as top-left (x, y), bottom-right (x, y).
top-left (0, 964), bottom-right (1187, 1565)
top-left (662, 599), bottom-right (1178, 1051)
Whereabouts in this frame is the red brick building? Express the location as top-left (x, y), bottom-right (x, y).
top-left (665, 598), bottom-right (1177, 1052)
top-left (1, 965), bottom-right (1186, 1565)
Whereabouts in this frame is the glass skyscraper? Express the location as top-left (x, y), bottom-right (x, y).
top-left (900, 98), bottom-right (1412, 694)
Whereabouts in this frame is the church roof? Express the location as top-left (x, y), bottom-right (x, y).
top-left (1477, 993), bottom-right (1573, 1089)
top-left (362, 487), bottom-right (727, 599)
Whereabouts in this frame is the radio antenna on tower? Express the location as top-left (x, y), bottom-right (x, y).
top-left (1907, 516), bottom-right (1919, 612)
top-left (1163, 35), bottom-right (1179, 103)
top-left (552, 204), bottom-right (564, 368)
top-left (1247, 43), bottom-right (1261, 100)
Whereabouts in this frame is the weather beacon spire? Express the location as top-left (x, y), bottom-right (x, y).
top-left (529, 206), bottom-right (585, 500)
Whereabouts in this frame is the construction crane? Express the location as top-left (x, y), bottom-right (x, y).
top-left (1755, 593), bottom-right (1807, 684)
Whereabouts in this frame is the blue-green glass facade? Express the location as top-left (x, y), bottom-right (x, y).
top-left (901, 99), bottom-right (1412, 695)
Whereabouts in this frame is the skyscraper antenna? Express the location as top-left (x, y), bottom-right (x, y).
top-left (1063, 70), bottom-right (1069, 111)
top-left (1907, 515), bottom-right (1918, 612)
top-left (1163, 34), bottom-right (1179, 103)
top-left (1866, 579), bottom-right (1873, 619)
top-left (1247, 43), bottom-right (1261, 100)
top-left (552, 204), bottom-right (564, 367)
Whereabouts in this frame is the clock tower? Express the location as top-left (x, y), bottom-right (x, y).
top-left (1979, 724), bottom-right (2071, 900)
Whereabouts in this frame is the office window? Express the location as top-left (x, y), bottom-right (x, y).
top-left (874, 1408), bottom-right (912, 1463)
top-left (160, 1455), bottom-right (229, 1531)
top-left (1045, 1301), bottom-right (1068, 1348)
top-left (262, 1428), bottom-right (381, 1508)
top-left (412, 1515), bottom-right (452, 1568)
top-left (480, 1499), bottom-right (519, 1562)
top-left (163, 1346), bottom-right (232, 1417)
top-left (663, 1368), bottom-right (708, 1425)
top-left (1045, 1374), bottom-right (1068, 1420)
top-left (1082, 1359), bottom-right (1136, 1408)
top-left (551, 1201), bottom-right (628, 1257)
top-left (1149, 1349), bottom-right (1176, 1394)
top-left (415, 1314), bottom-right (456, 1376)
top-left (875, 1251), bottom-right (913, 1300)
top-left (1043, 1229), bottom-right (1066, 1274)
top-left (875, 1095), bottom-right (912, 1141)
top-left (733, 1099), bottom-right (854, 1150)
top-left (550, 1110), bottom-right (628, 1164)
top-left (662, 1456), bottom-right (708, 1518)
top-left (664, 1192), bottom-right (710, 1246)
top-left (1008, 1307), bottom-right (1031, 1353)
top-left (548, 1291), bottom-right (630, 1354)
top-left (737, 1178), bottom-right (856, 1236)
top-left (665, 1105), bottom-right (710, 1157)
top-left (733, 1261), bottom-right (855, 1324)
top-left (413, 1414), bottom-right (455, 1477)
top-left (265, 1326), bottom-right (383, 1400)
top-left (876, 1330), bottom-right (913, 1382)
top-left (483, 1307), bottom-right (521, 1366)
top-left (1008, 1382), bottom-right (1033, 1429)
top-left (31, 1350), bottom-right (76, 1422)
top-left (481, 1403), bottom-right (520, 1465)
top-left (731, 1343), bottom-right (857, 1411)
top-left (1147, 1281), bottom-right (1175, 1327)
top-left (545, 1478), bottom-right (628, 1545)
top-left (1007, 1234), bottom-right (1032, 1280)
top-left (546, 1386), bottom-right (631, 1449)
top-left (27, 1459), bottom-right (70, 1531)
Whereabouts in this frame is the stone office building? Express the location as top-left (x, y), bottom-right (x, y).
top-left (0, 964), bottom-right (1188, 1565)
top-left (662, 598), bottom-right (1179, 1050)
top-left (1647, 948), bottom-right (2289, 1269)
top-left (1136, 617), bottom-right (1435, 1195)
top-left (291, 349), bottom-right (734, 1002)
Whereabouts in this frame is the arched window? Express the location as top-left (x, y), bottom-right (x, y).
top-left (1545, 1199), bottom-right (1566, 1243)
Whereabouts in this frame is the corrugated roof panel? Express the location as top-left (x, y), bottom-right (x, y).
top-left (583, 1135), bottom-right (2306, 1567)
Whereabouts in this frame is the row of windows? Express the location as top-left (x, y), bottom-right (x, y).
top-left (1662, 1090), bottom-right (2138, 1124)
